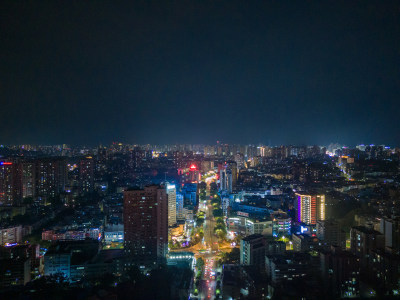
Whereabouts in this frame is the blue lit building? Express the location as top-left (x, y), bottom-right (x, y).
top-left (176, 192), bottom-right (184, 221)
top-left (181, 183), bottom-right (197, 206)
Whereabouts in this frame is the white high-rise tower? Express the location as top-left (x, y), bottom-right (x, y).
top-left (166, 183), bottom-right (177, 227)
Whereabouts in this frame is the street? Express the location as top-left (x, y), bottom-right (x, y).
top-left (203, 199), bottom-right (218, 252)
top-left (197, 198), bottom-right (219, 299)
top-left (171, 175), bottom-right (225, 299)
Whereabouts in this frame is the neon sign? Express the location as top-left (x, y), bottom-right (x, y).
top-left (301, 226), bottom-right (308, 233)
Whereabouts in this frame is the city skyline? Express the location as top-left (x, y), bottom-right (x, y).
top-left (1, 141), bottom-right (399, 149)
top-left (1, 127), bottom-right (400, 298)
top-left (2, 1), bottom-right (400, 298)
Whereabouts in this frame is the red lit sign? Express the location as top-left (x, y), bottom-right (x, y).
top-left (190, 164), bottom-right (197, 170)
top-left (0, 162), bottom-right (12, 165)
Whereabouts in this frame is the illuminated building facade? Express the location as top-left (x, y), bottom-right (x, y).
top-left (35, 157), bottom-right (67, 202)
top-left (272, 217), bottom-right (291, 237)
top-left (103, 224), bottom-right (124, 247)
top-left (1, 158), bottom-right (67, 205)
top-left (123, 185), bottom-right (168, 267)
top-left (220, 167), bottom-right (232, 192)
top-left (0, 161), bottom-right (15, 205)
top-left (0, 160), bottom-right (23, 206)
top-left (177, 164), bottom-right (200, 184)
top-left (79, 156), bottom-right (94, 194)
top-left (166, 183), bottom-right (177, 227)
top-left (176, 192), bottom-right (184, 221)
top-left (181, 183), bottom-right (197, 206)
top-left (22, 161), bottom-right (35, 198)
top-left (0, 226), bottom-right (23, 245)
top-left (295, 193), bottom-right (325, 225)
top-left (188, 164), bottom-right (200, 183)
top-left (228, 216), bottom-right (272, 236)
top-left (220, 161), bottom-right (237, 192)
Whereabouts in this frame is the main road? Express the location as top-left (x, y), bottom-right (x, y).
top-left (172, 175), bottom-right (223, 299)
top-left (175, 197), bottom-right (219, 299)
top-left (196, 196), bottom-right (221, 300)
top-left (204, 198), bottom-right (218, 252)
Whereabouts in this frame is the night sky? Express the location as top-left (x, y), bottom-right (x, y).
top-left (1, 1), bottom-right (400, 146)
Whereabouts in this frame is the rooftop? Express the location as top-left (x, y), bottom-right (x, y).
top-left (242, 234), bottom-right (263, 242)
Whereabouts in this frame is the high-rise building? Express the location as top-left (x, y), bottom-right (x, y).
top-left (319, 247), bottom-right (360, 298)
top-left (181, 183), bottom-right (197, 206)
top-left (295, 193), bottom-right (325, 225)
top-left (200, 160), bottom-right (214, 173)
top-left (12, 162), bottom-right (22, 205)
top-left (2, 157), bottom-right (67, 205)
top-left (0, 157), bottom-right (70, 205)
top-left (246, 145), bottom-right (258, 159)
top-left (123, 185), bottom-right (168, 268)
top-left (350, 226), bottom-right (384, 259)
top-left (188, 164), bottom-right (200, 183)
top-left (380, 217), bottom-right (400, 254)
top-left (21, 161), bottom-right (35, 199)
top-left (234, 153), bottom-right (245, 169)
top-left (204, 146), bottom-right (215, 156)
top-left (166, 183), bottom-right (177, 227)
top-left (317, 219), bottom-right (344, 248)
top-left (176, 193), bottom-right (185, 221)
top-left (220, 161), bottom-right (237, 193)
top-left (79, 156), bottom-right (94, 194)
top-left (258, 146), bottom-right (266, 157)
top-left (35, 157), bottom-right (67, 202)
top-left (176, 192), bottom-right (184, 221)
top-left (0, 160), bottom-right (23, 206)
top-left (227, 161), bottom-right (237, 188)
top-left (0, 161), bottom-right (15, 205)
top-left (240, 234), bottom-right (265, 267)
top-left (220, 167), bottom-right (232, 192)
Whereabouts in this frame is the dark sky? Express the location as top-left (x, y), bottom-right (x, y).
top-left (1, 1), bottom-right (400, 146)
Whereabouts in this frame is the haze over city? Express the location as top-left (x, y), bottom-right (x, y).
top-left (1, 1), bottom-right (400, 145)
